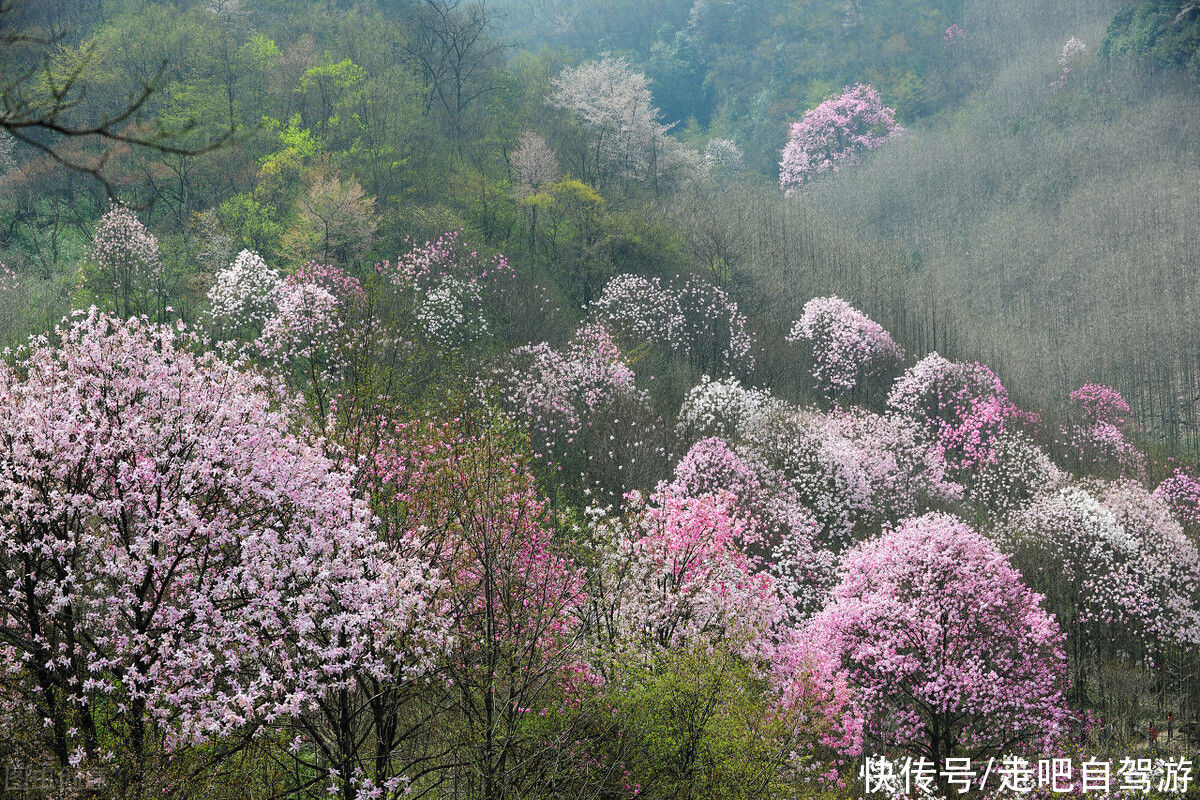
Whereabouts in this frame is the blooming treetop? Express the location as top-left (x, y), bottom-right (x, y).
top-left (1064, 383), bottom-right (1143, 476)
top-left (86, 201), bottom-right (164, 318)
top-left (591, 273), bottom-right (756, 375)
top-left (779, 84), bottom-right (903, 194)
top-left (786, 296), bottom-right (904, 401)
top-left (808, 513), bottom-right (1069, 766)
top-left (662, 436), bottom-right (835, 617)
top-left (887, 352), bottom-right (1019, 475)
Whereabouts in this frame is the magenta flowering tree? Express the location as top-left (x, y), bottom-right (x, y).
top-left (365, 420), bottom-right (595, 799)
top-left (85, 201), bottom-right (164, 319)
top-left (1156, 468), bottom-right (1200, 533)
top-left (786, 296), bottom-right (904, 403)
top-left (808, 513), bottom-right (1069, 769)
top-left (0, 310), bottom-right (443, 794)
top-left (779, 84), bottom-right (903, 194)
top-left (1063, 383), bottom-right (1143, 476)
top-left (662, 437), bottom-right (836, 617)
top-left (887, 352), bottom-right (1019, 476)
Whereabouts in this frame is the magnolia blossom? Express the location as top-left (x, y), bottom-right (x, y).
top-left (780, 84), bottom-right (902, 194)
top-left (786, 296), bottom-right (903, 400)
top-left (808, 513), bottom-right (1069, 765)
top-left (676, 375), bottom-right (779, 441)
top-left (1156, 468), bottom-right (1200, 532)
top-left (0, 310), bottom-right (445, 781)
top-left (1003, 483), bottom-right (1200, 658)
top-left (887, 352), bottom-right (1019, 474)
top-left (86, 201), bottom-right (163, 317)
top-left (662, 437), bottom-right (835, 617)
top-left (1063, 383), bottom-right (1142, 476)
top-left (378, 232), bottom-right (515, 348)
top-left (207, 249), bottom-right (282, 331)
top-left (592, 273), bottom-right (755, 374)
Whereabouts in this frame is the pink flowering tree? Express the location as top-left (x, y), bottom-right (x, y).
top-left (85, 201), bottom-right (164, 319)
top-left (662, 437), bottom-right (836, 617)
top-left (491, 321), bottom-right (664, 504)
top-left (779, 84), bottom-right (903, 194)
top-left (364, 420), bottom-right (596, 799)
top-left (1156, 468), bottom-right (1200, 534)
top-left (786, 296), bottom-right (903, 404)
top-left (887, 352), bottom-right (1020, 478)
top-left (808, 513), bottom-right (1069, 770)
top-left (0, 310), bottom-right (443, 796)
top-left (377, 231), bottom-right (516, 349)
top-left (587, 490), bottom-right (863, 786)
top-left (1063, 383), bottom-right (1143, 477)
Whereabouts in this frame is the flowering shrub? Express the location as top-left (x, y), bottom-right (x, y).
top-left (207, 249), bottom-right (282, 333)
top-left (967, 433), bottom-right (1066, 520)
top-left (742, 403), bottom-right (953, 547)
top-left (944, 23), bottom-right (965, 45)
top-left (786, 296), bottom-right (903, 401)
top-left (363, 419), bottom-right (593, 798)
top-left (1003, 482), bottom-right (1200, 683)
top-left (491, 321), bottom-right (657, 503)
top-left (779, 84), bottom-right (903, 194)
top-left (1053, 37), bottom-right (1087, 88)
top-left (808, 513), bottom-right (1069, 765)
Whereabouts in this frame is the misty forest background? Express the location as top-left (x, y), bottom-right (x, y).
top-left (3, 0), bottom-right (1200, 452)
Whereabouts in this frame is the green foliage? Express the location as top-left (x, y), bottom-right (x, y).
top-left (1102, 0), bottom-right (1200, 77)
top-left (600, 646), bottom-right (828, 800)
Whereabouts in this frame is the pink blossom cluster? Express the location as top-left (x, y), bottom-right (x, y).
top-left (1063, 383), bottom-right (1143, 475)
top-left (0, 310), bottom-right (447, 777)
top-left (944, 24), bottom-right (965, 44)
top-left (662, 437), bottom-right (835, 617)
top-left (591, 490), bottom-right (863, 765)
top-left (808, 513), bottom-right (1070, 762)
top-left (377, 232), bottom-right (515, 348)
top-left (1155, 468), bottom-right (1200, 531)
top-left (491, 321), bottom-right (656, 501)
top-left (786, 296), bottom-right (904, 400)
top-left (591, 273), bottom-right (755, 374)
top-left (887, 352), bottom-right (1019, 474)
top-left (779, 84), bottom-right (903, 194)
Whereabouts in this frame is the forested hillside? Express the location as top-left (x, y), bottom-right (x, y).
top-left (4, 0), bottom-right (1200, 798)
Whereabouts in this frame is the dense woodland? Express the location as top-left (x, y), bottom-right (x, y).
top-left (4, 0), bottom-right (1200, 798)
